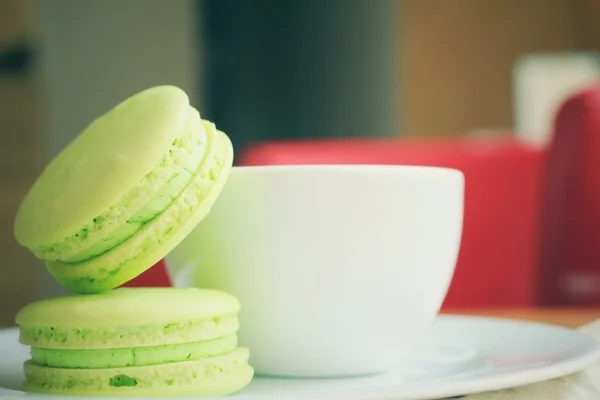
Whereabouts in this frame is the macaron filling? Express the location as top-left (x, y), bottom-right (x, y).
top-left (29, 106), bottom-right (204, 262)
top-left (19, 312), bottom-right (239, 349)
top-left (31, 334), bottom-right (238, 369)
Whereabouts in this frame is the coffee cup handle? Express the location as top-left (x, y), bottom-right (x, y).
top-left (165, 256), bottom-right (201, 288)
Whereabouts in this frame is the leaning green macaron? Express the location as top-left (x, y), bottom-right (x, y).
top-left (13, 85), bottom-right (233, 293)
top-left (16, 288), bottom-right (253, 396)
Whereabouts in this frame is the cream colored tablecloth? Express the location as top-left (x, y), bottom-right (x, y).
top-left (457, 320), bottom-right (600, 400)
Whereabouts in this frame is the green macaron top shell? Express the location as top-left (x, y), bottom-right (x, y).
top-left (12, 85), bottom-right (235, 293)
top-left (16, 288), bottom-right (240, 328)
top-left (14, 85), bottom-right (197, 256)
top-left (40, 122), bottom-right (232, 293)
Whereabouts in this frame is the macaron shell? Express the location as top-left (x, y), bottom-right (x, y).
top-left (15, 288), bottom-right (240, 328)
top-left (14, 86), bottom-right (193, 250)
top-left (23, 348), bottom-right (253, 397)
top-left (44, 127), bottom-right (233, 293)
top-left (57, 133), bottom-right (207, 264)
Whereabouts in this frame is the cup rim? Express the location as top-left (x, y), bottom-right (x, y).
top-left (232, 164), bottom-right (464, 179)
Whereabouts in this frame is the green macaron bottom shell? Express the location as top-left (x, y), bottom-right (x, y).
top-left (23, 348), bottom-right (253, 397)
top-left (44, 121), bottom-right (234, 293)
top-left (58, 134), bottom-right (206, 264)
top-left (30, 334), bottom-right (237, 369)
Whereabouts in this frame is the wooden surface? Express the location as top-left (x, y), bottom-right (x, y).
top-left (443, 308), bottom-right (600, 328)
top-left (0, 0), bottom-right (43, 328)
top-left (398, 0), bottom-right (600, 136)
top-left (0, 0), bottom-right (31, 48)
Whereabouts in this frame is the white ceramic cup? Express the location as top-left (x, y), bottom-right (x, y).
top-left (166, 165), bottom-right (464, 378)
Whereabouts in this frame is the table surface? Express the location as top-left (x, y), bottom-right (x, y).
top-left (442, 308), bottom-right (600, 328)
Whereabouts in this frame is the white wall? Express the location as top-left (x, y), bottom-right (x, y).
top-left (513, 52), bottom-right (600, 147)
top-left (33, 0), bottom-right (200, 161)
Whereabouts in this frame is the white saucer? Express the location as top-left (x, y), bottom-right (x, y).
top-left (0, 315), bottom-right (598, 399)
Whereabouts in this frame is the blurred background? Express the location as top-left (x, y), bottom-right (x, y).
top-left (1, 0), bottom-right (600, 326)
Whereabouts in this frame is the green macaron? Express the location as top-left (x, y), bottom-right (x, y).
top-left (15, 287), bottom-right (253, 396)
top-left (13, 85), bottom-right (233, 293)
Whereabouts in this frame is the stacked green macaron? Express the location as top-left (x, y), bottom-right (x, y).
top-left (16, 288), bottom-right (253, 396)
top-left (12, 86), bottom-right (253, 396)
